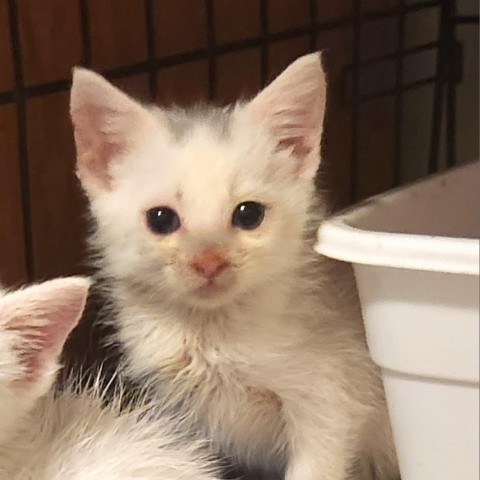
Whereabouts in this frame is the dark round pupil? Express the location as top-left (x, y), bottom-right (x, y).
top-left (232, 202), bottom-right (265, 230)
top-left (146, 207), bottom-right (180, 234)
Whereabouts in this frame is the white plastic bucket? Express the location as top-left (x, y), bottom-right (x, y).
top-left (315, 162), bottom-right (479, 480)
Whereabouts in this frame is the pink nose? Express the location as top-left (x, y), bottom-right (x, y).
top-left (190, 249), bottom-right (228, 280)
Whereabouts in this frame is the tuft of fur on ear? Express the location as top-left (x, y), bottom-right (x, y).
top-left (244, 52), bottom-right (327, 180)
top-left (70, 68), bottom-right (157, 194)
top-left (0, 277), bottom-right (90, 386)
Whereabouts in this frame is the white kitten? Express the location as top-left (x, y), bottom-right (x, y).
top-left (0, 278), bottom-right (220, 480)
top-left (70, 53), bottom-right (399, 480)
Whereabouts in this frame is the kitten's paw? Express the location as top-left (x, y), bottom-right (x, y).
top-left (285, 454), bottom-right (346, 480)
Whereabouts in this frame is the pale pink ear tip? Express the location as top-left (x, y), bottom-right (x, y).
top-left (71, 66), bottom-right (89, 89)
top-left (41, 276), bottom-right (91, 337)
top-left (70, 67), bottom-right (109, 112)
top-left (291, 51), bottom-right (324, 72)
top-left (58, 275), bottom-right (90, 297)
top-left (71, 65), bottom-right (87, 77)
top-left (70, 66), bottom-right (89, 111)
top-left (45, 276), bottom-right (91, 291)
top-left (284, 52), bottom-right (327, 95)
top-left (43, 276), bottom-right (91, 311)
top-left (71, 66), bottom-right (101, 84)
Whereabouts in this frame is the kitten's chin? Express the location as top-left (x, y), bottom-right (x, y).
top-left (185, 282), bottom-right (238, 309)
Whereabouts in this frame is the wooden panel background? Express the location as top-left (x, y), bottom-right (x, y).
top-left (0, 105), bottom-right (25, 285)
top-left (0, 0), bottom-right (463, 287)
top-left (18, 0), bottom-right (83, 86)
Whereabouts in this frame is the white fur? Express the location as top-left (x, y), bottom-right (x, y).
top-left (1, 384), bottom-right (220, 480)
top-left (71, 53), bottom-right (399, 480)
top-left (0, 280), bottom-right (220, 480)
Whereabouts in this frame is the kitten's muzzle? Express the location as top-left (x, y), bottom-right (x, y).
top-left (190, 248), bottom-right (229, 281)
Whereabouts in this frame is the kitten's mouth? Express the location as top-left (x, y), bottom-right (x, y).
top-left (195, 280), bottom-right (228, 297)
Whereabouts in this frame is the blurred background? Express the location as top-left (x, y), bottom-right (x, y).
top-left (0, 0), bottom-right (478, 287)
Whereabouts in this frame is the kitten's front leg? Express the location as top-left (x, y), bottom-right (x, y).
top-left (283, 402), bottom-right (353, 480)
top-left (285, 439), bottom-right (349, 480)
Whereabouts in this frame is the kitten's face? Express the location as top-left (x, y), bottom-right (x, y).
top-left (71, 54), bottom-right (327, 308)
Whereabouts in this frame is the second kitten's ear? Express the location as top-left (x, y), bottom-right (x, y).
top-left (0, 277), bottom-right (90, 388)
top-left (70, 68), bottom-right (157, 194)
top-left (244, 53), bottom-right (327, 180)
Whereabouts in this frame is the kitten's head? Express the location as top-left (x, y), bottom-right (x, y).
top-left (71, 53), bottom-right (326, 309)
top-left (0, 277), bottom-right (89, 441)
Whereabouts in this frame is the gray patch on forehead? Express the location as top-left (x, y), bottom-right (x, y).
top-left (150, 103), bottom-right (234, 142)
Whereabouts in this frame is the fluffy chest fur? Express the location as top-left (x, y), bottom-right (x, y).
top-left (114, 262), bottom-right (381, 472)
top-left (117, 290), bottom-right (295, 468)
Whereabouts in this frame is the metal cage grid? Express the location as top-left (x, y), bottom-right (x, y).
top-left (0, 0), bottom-right (478, 281)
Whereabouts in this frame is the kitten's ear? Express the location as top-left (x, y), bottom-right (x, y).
top-left (0, 277), bottom-right (90, 387)
top-left (70, 68), bottom-right (157, 194)
top-left (244, 52), bottom-right (327, 180)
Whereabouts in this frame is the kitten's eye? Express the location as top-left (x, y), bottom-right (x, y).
top-left (146, 207), bottom-right (180, 235)
top-left (232, 202), bottom-right (265, 230)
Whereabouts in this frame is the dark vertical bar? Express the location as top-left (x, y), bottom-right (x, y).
top-left (350, 0), bottom-right (362, 202)
top-left (445, 0), bottom-right (456, 167)
top-left (455, 15), bottom-right (479, 23)
top-left (445, 71), bottom-right (456, 167)
top-left (205, 0), bottom-right (217, 99)
top-left (259, 0), bottom-right (269, 86)
top-left (393, 1), bottom-right (407, 186)
top-left (6, 0), bottom-right (34, 281)
top-left (145, 0), bottom-right (158, 100)
top-left (79, 0), bottom-right (92, 66)
top-left (428, 0), bottom-right (447, 173)
top-left (308, 0), bottom-right (317, 51)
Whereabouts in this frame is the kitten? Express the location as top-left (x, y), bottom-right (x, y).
top-left (0, 278), bottom-right (220, 480)
top-left (70, 53), bottom-right (399, 480)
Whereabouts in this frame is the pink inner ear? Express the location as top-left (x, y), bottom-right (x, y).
top-left (13, 325), bottom-right (60, 385)
top-left (1, 279), bottom-right (88, 386)
top-left (73, 104), bottom-right (126, 188)
top-left (70, 68), bottom-right (160, 192)
top-left (11, 306), bottom-right (80, 385)
top-left (278, 136), bottom-right (312, 158)
top-left (245, 53), bottom-right (326, 179)
top-left (273, 110), bottom-right (318, 165)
